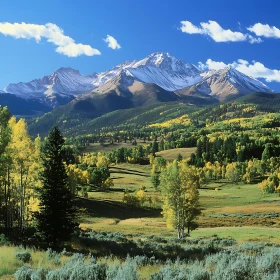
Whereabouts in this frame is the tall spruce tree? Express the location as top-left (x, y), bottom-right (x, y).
top-left (36, 126), bottom-right (78, 248)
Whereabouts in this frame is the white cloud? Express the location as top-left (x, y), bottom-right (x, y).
top-left (104, 35), bottom-right (121, 49)
top-left (56, 43), bottom-right (100, 57)
top-left (247, 35), bottom-right (263, 44)
top-left (200, 21), bottom-right (247, 42)
top-left (247, 23), bottom-right (280, 38)
top-left (199, 58), bottom-right (280, 82)
top-left (180, 21), bottom-right (204, 34)
top-left (232, 60), bottom-right (280, 82)
top-left (198, 59), bottom-right (227, 71)
top-left (180, 20), bottom-right (261, 44)
top-left (0, 22), bottom-right (101, 57)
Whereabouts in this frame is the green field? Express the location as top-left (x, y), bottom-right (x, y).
top-left (83, 139), bottom-right (153, 153)
top-left (2, 157), bottom-right (280, 279)
top-left (79, 162), bottom-right (280, 243)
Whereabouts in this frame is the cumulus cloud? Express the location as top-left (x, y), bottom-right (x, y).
top-left (198, 59), bottom-right (227, 71)
top-left (247, 23), bottom-right (280, 38)
top-left (0, 22), bottom-right (101, 57)
top-left (104, 35), bottom-right (121, 49)
top-left (199, 58), bottom-right (280, 82)
top-left (180, 20), bottom-right (262, 43)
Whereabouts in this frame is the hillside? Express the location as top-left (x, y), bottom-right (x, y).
top-left (236, 92), bottom-right (280, 111)
top-left (29, 101), bottom-right (204, 137)
top-left (29, 92), bottom-right (280, 138)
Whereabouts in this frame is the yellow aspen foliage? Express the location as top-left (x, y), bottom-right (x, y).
top-left (160, 161), bottom-right (201, 238)
top-left (103, 178), bottom-right (114, 190)
top-left (148, 154), bottom-right (155, 165)
top-left (66, 164), bottom-right (90, 194)
top-left (135, 188), bottom-right (146, 206)
top-left (96, 152), bottom-right (110, 168)
top-left (8, 117), bottom-right (38, 229)
top-left (259, 178), bottom-right (275, 194)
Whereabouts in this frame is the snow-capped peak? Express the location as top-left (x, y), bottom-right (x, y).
top-left (120, 52), bottom-right (202, 91)
top-left (131, 52), bottom-right (198, 72)
top-left (179, 65), bottom-right (274, 100)
top-left (3, 67), bottom-right (96, 101)
top-left (1, 52), bottom-right (274, 107)
top-left (217, 66), bottom-right (273, 92)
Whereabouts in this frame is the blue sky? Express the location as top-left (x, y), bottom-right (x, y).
top-left (1, 0), bottom-right (280, 91)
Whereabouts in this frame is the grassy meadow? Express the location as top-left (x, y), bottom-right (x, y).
top-left (79, 161), bottom-right (280, 242)
top-left (156, 147), bottom-right (196, 161)
top-left (2, 152), bottom-right (280, 279)
top-left (83, 139), bottom-right (154, 153)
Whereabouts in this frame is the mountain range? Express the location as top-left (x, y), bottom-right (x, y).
top-left (0, 52), bottom-right (274, 115)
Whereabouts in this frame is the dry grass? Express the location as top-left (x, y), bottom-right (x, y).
top-left (83, 140), bottom-right (153, 153)
top-left (156, 147), bottom-right (196, 161)
top-left (0, 246), bottom-right (70, 279)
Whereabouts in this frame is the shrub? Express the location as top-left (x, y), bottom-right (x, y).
top-left (46, 248), bottom-right (61, 265)
top-left (46, 254), bottom-right (108, 280)
top-left (15, 251), bottom-right (31, 263)
top-left (151, 260), bottom-right (209, 280)
top-left (0, 234), bottom-right (10, 245)
top-left (106, 256), bottom-right (139, 280)
top-left (15, 265), bottom-right (33, 280)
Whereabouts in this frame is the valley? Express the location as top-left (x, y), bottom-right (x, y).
top-left (1, 54), bottom-right (280, 279)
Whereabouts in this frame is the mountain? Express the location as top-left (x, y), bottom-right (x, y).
top-left (28, 71), bottom-right (183, 135)
top-left (90, 52), bottom-right (202, 91)
top-left (0, 92), bottom-right (50, 115)
top-left (235, 92), bottom-right (280, 112)
top-left (176, 66), bottom-right (274, 101)
top-left (3, 67), bottom-right (97, 108)
top-left (1, 52), bottom-right (275, 116)
top-left (123, 52), bottom-right (202, 91)
top-left (90, 70), bottom-right (179, 106)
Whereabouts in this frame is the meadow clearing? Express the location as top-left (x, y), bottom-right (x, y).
top-left (1, 148), bottom-right (280, 279)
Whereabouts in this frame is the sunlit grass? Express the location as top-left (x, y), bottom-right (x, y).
top-left (5, 162), bottom-right (280, 278)
top-left (0, 246), bottom-right (70, 279)
top-left (156, 147), bottom-right (196, 161)
top-left (191, 227), bottom-right (280, 243)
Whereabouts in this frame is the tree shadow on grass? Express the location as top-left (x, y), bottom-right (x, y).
top-left (77, 197), bottom-right (161, 220)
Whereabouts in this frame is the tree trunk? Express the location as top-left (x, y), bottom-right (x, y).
top-left (4, 178), bottom-right (8, 233)
top-left (4, 167), bottom-right (11, 234)
top-left (177, 228), bottom-right (180, 239)
top-left (19, 166), bottom-right (23, 236)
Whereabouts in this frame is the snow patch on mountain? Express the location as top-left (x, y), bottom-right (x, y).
top-left (3, 67), bottom-right (97, 100)
top-left (177, 65), bottom-right (274, 101)
top-left (1, 52), bottom-right (274, 108)
top-left (124, 52), bottom-right (202, 91)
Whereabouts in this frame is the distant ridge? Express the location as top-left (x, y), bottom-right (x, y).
top-left (0, 52), bottom-right (274, 114)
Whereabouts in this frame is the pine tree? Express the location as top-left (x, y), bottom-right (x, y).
top-left (36, 127), bottom-right (78, 248)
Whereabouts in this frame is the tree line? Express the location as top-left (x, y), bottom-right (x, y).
top-left (0, 107), bottom-right (77, 248)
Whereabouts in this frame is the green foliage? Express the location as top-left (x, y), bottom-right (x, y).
top-left (14, 265), bottom-right (34, 280)
top-left (29, 102), bottom-right (200, 138)
top-left (123, 187), bottom-right (147, 208)
top-left (151, 172), bottom-right (160, 189)
top-left (15, 251), bottom-right (31, 263)
top-left (35, 126), bottom-right (78, 248)
top-left (160, 161), bottom-right (202, 238)
top-left (89, 166), bottom-right (110, 188)
top-left (15, 254), bottom-right (139, 280)
top-left (0, 234), bottom-right (10, 246)
top-left (46, 248), bottom-right (61, 265)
